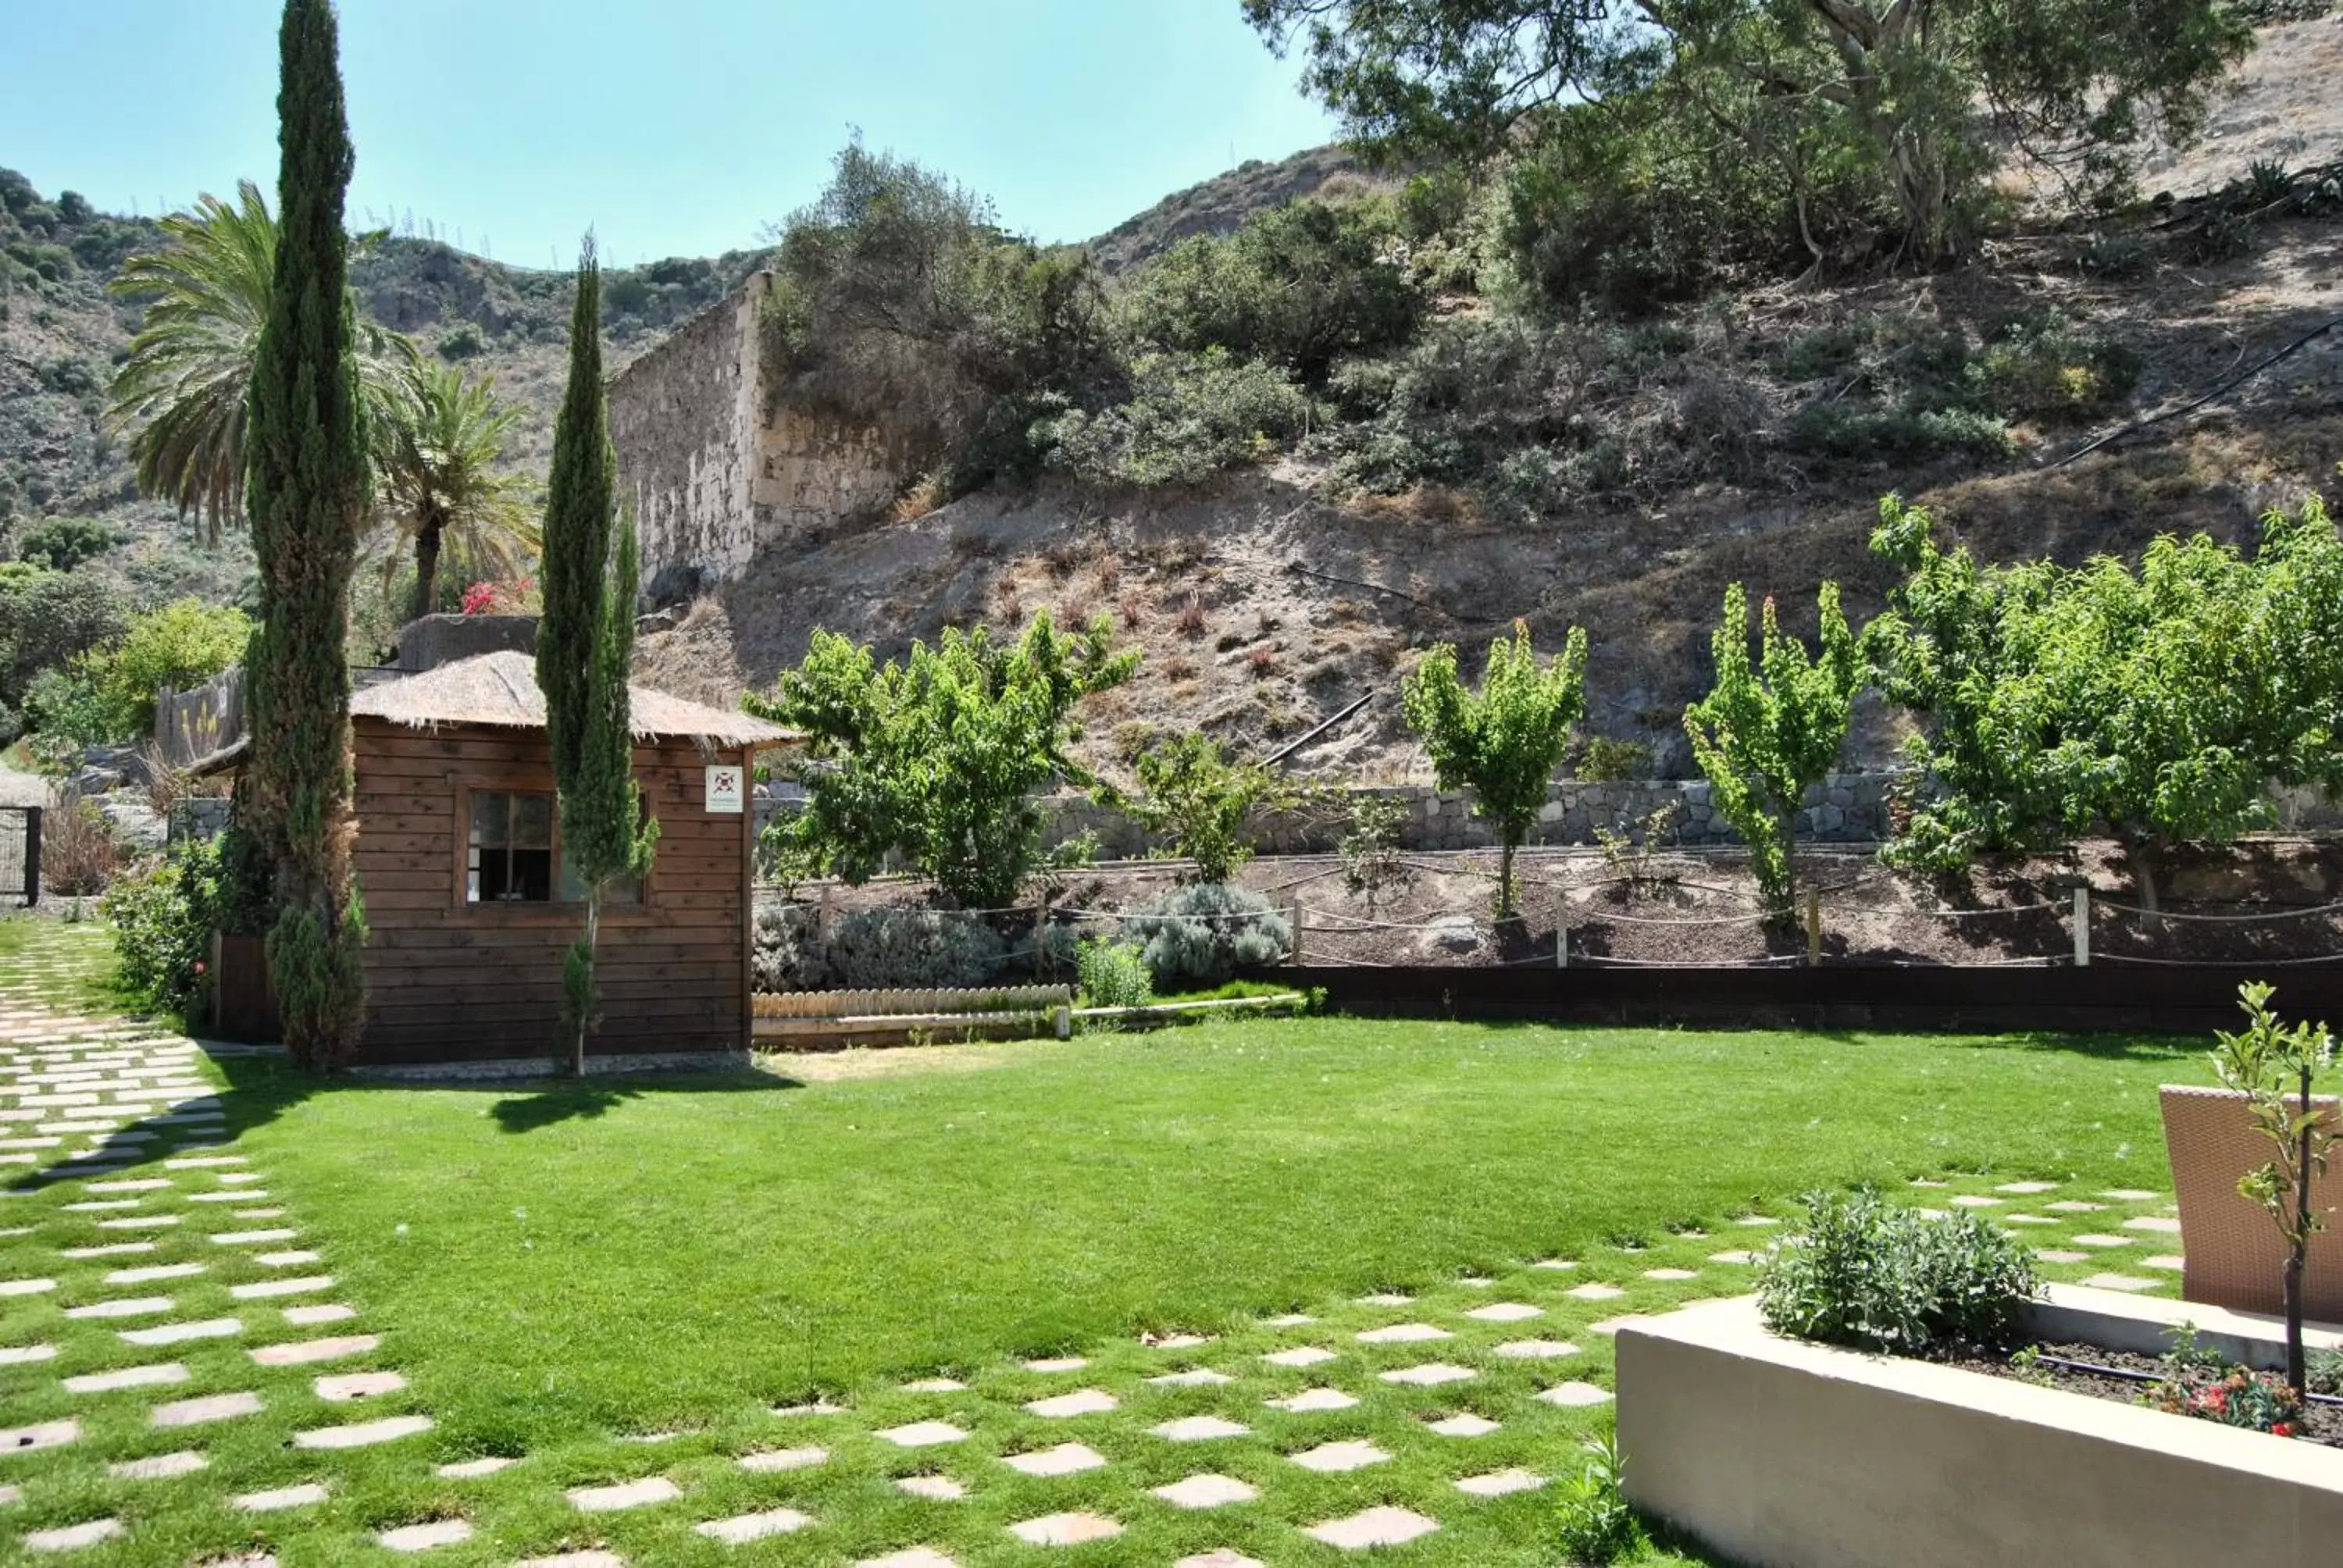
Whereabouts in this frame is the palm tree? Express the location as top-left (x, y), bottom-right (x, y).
top-left (108, 180), bottom-right (410, 544)
top-left (372, 362), bottom-right (538, 621)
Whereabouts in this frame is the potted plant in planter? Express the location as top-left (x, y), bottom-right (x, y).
top-left (2161, 984), bottom-right (2343, 1334)
top-left (2207, 982), bottom-right (2338, 1392)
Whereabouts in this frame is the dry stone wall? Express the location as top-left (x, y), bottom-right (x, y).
top-left (607, 271), bottom-right (909, 600)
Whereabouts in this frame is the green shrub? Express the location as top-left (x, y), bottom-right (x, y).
top-left (11, 516), bottom-right (118, 571)
top-left (437, 323), bottom-right (485, 361)
top-left (1967, 315), bottom-right (2140, 422)
top-left (101, 837), bottom-right (223, 1014)
top-left (1128, 732), bottom-right (1277, 882)
top-left (823, 906), bottom-right (1007, 989)
top-left (1758, 1186), bottom-right (2039, 1354)
top-left (1553, 1434), bottom-right (1640, 1564)
top-left (1788, 401), bottom-right (2014, 461)
top-left (1118, 198), bottom-right (1421, 383)
top-left (1578, 736), bottom-right (1654, 782)
top-left (22, 664), bottom-right (124, 753)
top-left (1123, 882), bottom-right (1290, 986)
top-left (751, 901), bottom-right (827, 992)
top-left (92, 599), bottom-right (251, 733)
top-left (1042, 350), bottom-right (1313, 486)
top-left (0, 562), bottom-right (127, 718)
top-left (1075, 936), bottom-right (1154, 1010)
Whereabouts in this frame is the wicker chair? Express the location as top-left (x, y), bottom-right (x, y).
top-left (2159, 1084), bottom-right (2343, 1322)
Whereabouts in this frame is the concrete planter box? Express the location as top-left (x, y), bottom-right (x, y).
top-left (1617, 1285), bottom-right (2343, 1568)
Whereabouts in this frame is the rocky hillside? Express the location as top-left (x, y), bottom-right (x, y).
top-left (9, 14), bottom-right (2343, 785)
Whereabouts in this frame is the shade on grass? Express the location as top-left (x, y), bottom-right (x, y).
top-left (216, 1017), bottom-right (2208, 1449)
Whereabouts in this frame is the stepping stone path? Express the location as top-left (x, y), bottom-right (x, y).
top-left (1004, 1441), bottom-right (1107, 1477)
top-left (1308, 1506), bottom-right (1440, 1549)
top-left (738, 1445), bottom-right (826, 1472)
top-left (0, 963), bottom-right (433, 1563)
top-left (1009, 1512), bottom-right (1124, 1545)
top-left (1155, 1474), bottom-right (1259, 1509)
top-left (569, 1475), bottom-right (683, 1511)
top-left (697, 1506), bottom-right (813, 1542)
top-left (894, 1474), bottom-right (967, 1500)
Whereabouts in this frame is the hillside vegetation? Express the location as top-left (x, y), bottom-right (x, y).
top-left (8, 11), bottom-right (2343, 786)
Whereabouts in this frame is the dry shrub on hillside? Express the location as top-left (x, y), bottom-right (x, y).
top-left (1118, 593), bottom-right (1146, 630)
top-left (1175, 596), bottom-right (1208, 639)
top-left (891, 472), bottom-right (951, 524)
top-left (42, 798), bottom-right (123, 896)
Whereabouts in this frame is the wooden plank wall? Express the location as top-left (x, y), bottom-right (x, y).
top-left (351, 718), bottom-right (750, 1064)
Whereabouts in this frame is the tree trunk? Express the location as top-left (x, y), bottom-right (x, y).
top-left (572, 891), bottom-right (599, 1079)
top-left (408, 507), bottom-right (446, 624)
top-left (2291, 1061), bottom-right (2313, 1393)
top-left (1499, 838), bottom-right (1518, 920)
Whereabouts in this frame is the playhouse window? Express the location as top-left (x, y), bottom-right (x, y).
top-left (468, 790), bottom-right (554, 903)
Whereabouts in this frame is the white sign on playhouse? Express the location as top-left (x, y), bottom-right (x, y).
top-left (704, 764), bottom-right (744, 814)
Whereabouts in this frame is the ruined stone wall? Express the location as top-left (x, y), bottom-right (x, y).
top-left (608, 272), bottom-right (908, 598)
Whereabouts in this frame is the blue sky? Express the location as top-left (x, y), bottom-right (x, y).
top-left (0, 0), bottom-right (1339, 270)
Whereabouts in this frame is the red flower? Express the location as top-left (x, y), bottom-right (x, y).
top-left (2274, 1422), bottom-right (2297, 1438)
top-left (192, 960), bottom-right (206, 975)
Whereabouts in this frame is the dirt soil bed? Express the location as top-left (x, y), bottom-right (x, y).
top-left (769, 834), bottom-right (2343, 971)
top-left (1948, 1339), bottom-right (2343, 1450)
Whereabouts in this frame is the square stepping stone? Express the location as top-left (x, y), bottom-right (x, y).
top-left (187, 1190), bottom-right (259, 1203)
top-left (210, 1228), bottom-right (296, 1245)
top-left (1426, 1413), bottom-right (1500, 1437)
top-left (1175, 1552), bottom-right (1262, 1568)
top-left (1268, 1387), bottom-right (1357, 1413)
top-left (1355, 1292), bottom-right (1413, 1306)
top-left (1024, 1356), bottom-right (1088, 1373)
top-left (1462, 1302), bottom-right (1543, 1323)
top-left (902, 1377), bottom-right (965, 1392)
top-left (316, 1370), bottom-right (406, 1400)
top-left (109, 1450), bottom-right (205, 1479)
top-left (1735, 1215), bottom-right (1781, 1227)
top-left (2124, 1215), bottom-right (2183, 1234)
top-left (98, 1215), bottom-right (179, 1229)
top-left (67, 1295), bottom-right (173, 1320)
top-left (739, 1445), bottom-right (827, 1473)
top-left (1535, 1381), bottom-right (1614, 1407)
top-left (1565, 1283), bottom-right (1624, 1301)
top-left (296, 1413), bottom-right (433, 1449)
top-left (1996, 1181), bottom-right (2059, 1194)
top-left (858, 1552), bottom-right (959, 1568)
top-left (1154, 1474), bottom-right (1258, 1509)
top-left (1909, 1178), bottom-right (1948, 1188)
top-left (1263, 1313), bottom-right (1315, 1326)
top-left (230, 1275), bottom-right (332, 1299)
top-left (1710, 1250), bottom-right (1756, 1266)
top-left (569, 1476), bottom-right (681, 1512)
top-left (1492, 1339), bottom-right (1579, 1360)
top-left (2037, 1249), bottom-right (2089, 1264)
top-left (1145, 1332), bottom-right (1214, 1349)
top-left (1588, 1315), bottom-right (1652, 1337)
top-left (0, 1420), bottom-right (78, 1455)
top-left (379, 1519), bottom-right (473, 1552)
top-left (1289, 1439), bottom-right (1389, 1473)
top-left (437, 1456), bottom-right (515, 1479)
top-left (1456, 1274), bottom-right (1495, 1288)
top-left (0, 1277), bottom-right (56, 1299)
top-left (1008, 1512), bottom-right (1123, 1546)
top-left (894, 1474), bottom-right (967, 1500)
top-left (1381, 1362), bottom-right (1475, 1387)
top-left (24, 1519), bottom-right (125, 1552)
top-left (1357, 1322), bottom-right (1449, 1344)
top-left (1307, 1506), bottom-right (1439, 1549)
top-left (2045, 1199), bottom-right (2104, 1213)
top-left (1003, 1441), bottom-right (1107, 1477)
top-left (1153, 1415), bottom-right (1250, 1441)
top-left (2083, 1273), bottom-right (2156, 1292)
top-left (697, 1506), bottom-right (813, 1543)
top-left (877, 1420), bottom-right (969, 1449)
top-left (2002, 1215), bottom-right (2056, 1227)
top-left (772, 1399), bottom-right (845, 1417)
top-left (1530, 1259), bottom-right (1578, 1270)
top-left (2102, 1189), bottom-right (2163, 1203)
top-left (253, 1335), bottom-right (379, 1367)
top-left (2072, 1235), bottom-right (2133, 1249)
top-left (2144, 1254), bottom-right (2186, 1272)
top-left (123, 1317), bottom-right (240, 1345)
top-left (59, 1243), bottom-right (152, 1259)
top-left (1456, 1468), bottom-right (1545, 1497)
top-left (1643, 1268), bottom-right (1698, 1281)
top-left (64, 1361), bottom-right (187, 1394)
top-left (1025, 1388), bottom-right (1118, 1419)
top-left (255, 1250), bottom-right (323, 1267)
top-left (517, 1555), bottom-right (624, 1568)
top-left (1949, 1194), bottom-right (2002, 1208)
top-left (0, 1344), bottom-right (55, 1366)
top-left (283, 1303), bottom-right (357, 1326)
top-left (1262, 1346), bottom-right (1336, 1368)
top-left (1150, 1368), bottom-right (1235, 1387)
top-left (236, 1482), bottom-right (327, 1511)
top-left (153, 1391), bottom-right (262, 1427)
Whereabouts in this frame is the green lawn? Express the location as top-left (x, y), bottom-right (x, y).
top-left (0, 916), bottom-right (2216, 1566)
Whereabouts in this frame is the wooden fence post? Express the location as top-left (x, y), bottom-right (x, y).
top-left (1805, 885), bottom-right (1822, 965)
top-left (1554, 885), bottom-right (1567, 969)
top-left (816, 886), bottom-right (835, 943)
top-left (1289, 896), bottom-right (1306, 966)
top-left (2073, 886), bottom-right (2091, 968)
top-left (23, 807), bottom-right (39, 909)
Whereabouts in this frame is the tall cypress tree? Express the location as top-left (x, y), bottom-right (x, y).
top-left (243, 0), bottom-right (369, 1070)
top-left (538, 238), bottom-right (657, 1074)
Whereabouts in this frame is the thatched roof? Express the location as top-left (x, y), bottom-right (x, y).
top-left (350, 651), bottom-right (794, 748)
